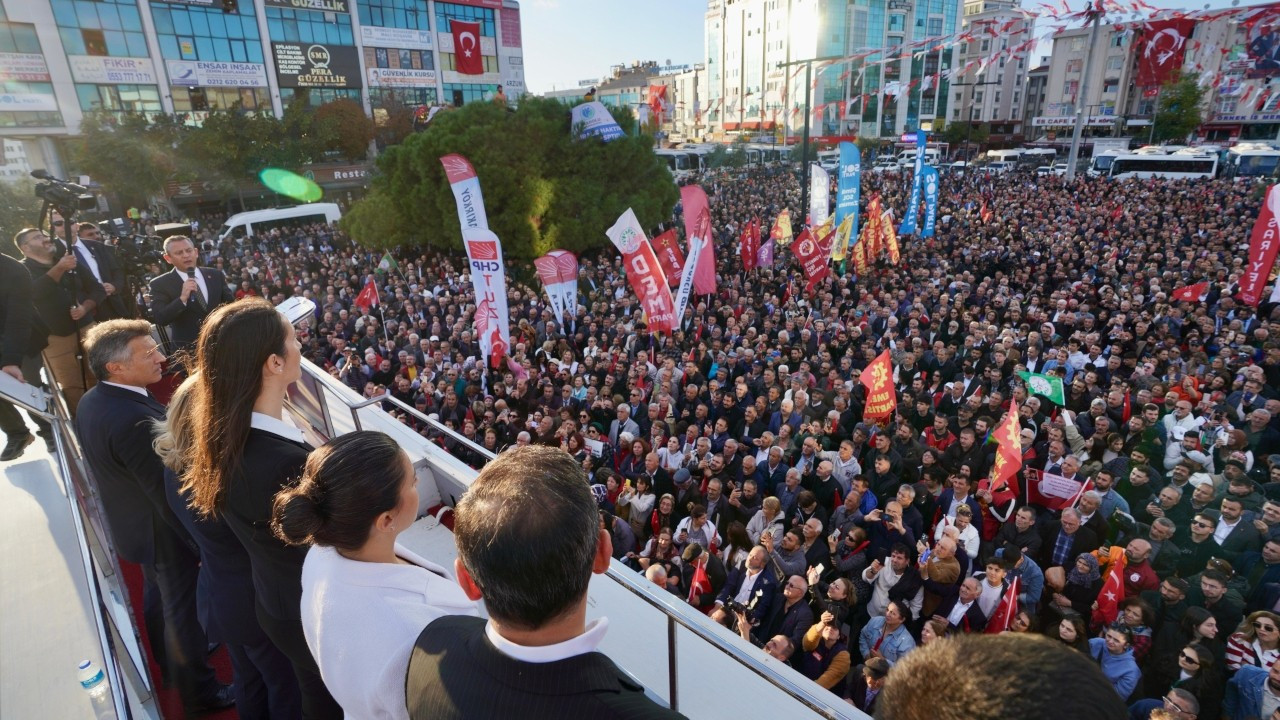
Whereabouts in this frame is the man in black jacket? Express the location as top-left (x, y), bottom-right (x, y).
top-left (15, 227), bottom-right (102, 414)
top-left (0, 252), bottom-right (51, 458)
top-left (73, 320), bottom-right (231, 713)
top-left (408, 445), bottom-right (685, 719)
top-left (73, 222), bottom-right (129, 321)
top-left (148, 235), bottom-right (228, 366)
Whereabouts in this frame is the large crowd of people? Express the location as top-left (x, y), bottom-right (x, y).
top-left (5, 154), bottom-right (1280, 718)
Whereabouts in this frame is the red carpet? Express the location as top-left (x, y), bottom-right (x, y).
top-left (118, 559), bottom-right (238, 720)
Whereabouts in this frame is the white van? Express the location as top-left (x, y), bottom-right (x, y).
top-left (897, 147), bottom-right (940, 168)
top-left (217, 202), bottom-right (342, 241)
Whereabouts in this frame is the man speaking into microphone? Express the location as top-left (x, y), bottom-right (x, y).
top-left (149, 235), bottom-right (227, 367)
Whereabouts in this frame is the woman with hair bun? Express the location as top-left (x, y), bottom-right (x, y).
top-left (273, 430), bottom-right (478, 720)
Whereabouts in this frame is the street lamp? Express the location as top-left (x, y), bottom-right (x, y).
top-left (950, 80), bottom-right (1000, 161)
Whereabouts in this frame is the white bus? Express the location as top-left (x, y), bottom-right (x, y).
top-left (1107, 153), bottom-right (1218, 180)
top-left (655, 148), bottom-right (699, 179)
top-left (1223, 143), bottom-right (1280, 180)
top-left (217, 203), bottom-right (342, 241)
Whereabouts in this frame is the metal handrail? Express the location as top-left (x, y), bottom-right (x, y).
top-left (297, 361), bottom-right (861, 720)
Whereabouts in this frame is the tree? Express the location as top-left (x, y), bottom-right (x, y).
top-left (313, 99), bottom-right (375, 162)
top-left (373, 98), bottom-right (416, 150)
top-left (70, 110), bottom-right (186, 208)
top-left (350, 96), bottom-right (677, 259)
top-left (181, 106), bottom-right (285, 211)
top-left (940, 121), bottom-right (988, 149)
top-left (1152, 71), bottom-right (1205, 144)
top-left (0, 180), bottom-right (45, 259)
top-left (705, 144), bottom-right (745, 169)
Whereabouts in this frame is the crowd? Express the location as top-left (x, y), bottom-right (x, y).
top-left (4, 154), bottom-right (1280, 718)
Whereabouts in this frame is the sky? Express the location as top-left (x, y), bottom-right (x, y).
top-left (519, 0), bottom-right (1248, 96)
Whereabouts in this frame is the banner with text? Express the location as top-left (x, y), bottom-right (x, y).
top-left (461, 228), bottom-right (512, 365)
top-left (1241, 183), bottom-right (1280, 306)
top-left (571, 101), bottom-right (624, 142)
top-left (836, 142), bottom-right (860, 245)
top-left (607, 209), bottom-right (676, 333)
top-left (534, 249), bottom-right (578, 328)
top-left (810, 164), bottom-right (830, 226)
top-left (272, 43), bottom-right (361, 88)
top-left (898, 130), bottom-right (926, 235)
top-left (921, 164), bottom-right (939, 238)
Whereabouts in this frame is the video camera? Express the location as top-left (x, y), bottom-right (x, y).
top-left (31, 169), bottom-right (95, 212)
top-left (97, 217), bottom-right (165, 281)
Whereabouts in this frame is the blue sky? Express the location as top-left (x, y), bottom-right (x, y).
top-left (520, 0), bottom-right (1246, 94)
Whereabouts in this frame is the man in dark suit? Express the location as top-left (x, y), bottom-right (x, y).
top-left (73, 222), bottom-right (129, 321)
top-left (73, 320), bottom-right (231, 713)
top-left (407, 445), bottom-right (685, 719)
top-left (932, 577), bottom-right (989, 633)
top-left (710, 545), bottom-right (778, 629)
top-left (0, 252), bottom-right (52, 458)
top-left (1038, 508), bottom-right (1100, 571)
top-left (148, 235), bottom-right (228, 364)
top-left (845, 657), bottom-right (890, 713)
top-left (1216, 496), bottom-right (1264, 564)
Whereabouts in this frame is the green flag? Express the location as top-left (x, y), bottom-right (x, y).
top-left (377, 252), bottom-right (398, 274)
top-left (1018, 370), bottom-right (1065, 405)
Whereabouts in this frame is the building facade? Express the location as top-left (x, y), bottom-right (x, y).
top-left (0, 0), bottom-right (525, 182)
top-left (1037, 21), bottom-right (1137, 142)
top-left (703, 0), bottom-right (962, 141)
top-left (950, 2), bottom-right (1031, 144)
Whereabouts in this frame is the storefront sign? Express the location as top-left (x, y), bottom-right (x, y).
top-left (359, 26), bottom-right (432, 49)
top-left (1031, 115), bottom-right (1116, 127)
top-left (0, 53), bottom-right (51, 82)
top-left (69, 56), bottom-right (157, 85)
top-left (263, 0), bottom-right (348, 12)
top-left (1211, 112), bottom-right (1280, 123)
top-left (367, 67), bottom-right (437, 87)
top-left (0, 93), bottom-right (58, 112)
top-left (167, 60), bottom-right (268, 88)
top-left (272, 43), bottom-right (361, 89)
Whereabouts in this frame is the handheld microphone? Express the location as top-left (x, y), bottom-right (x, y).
top-left (187, 268), bottom-right (206, 311)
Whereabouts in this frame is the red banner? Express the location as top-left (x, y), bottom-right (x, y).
top-left (680, 185), bottom-right (716, 294)
top-left (450, 20), bottom-right (485, 75)
top-left (650, 229), bottom-right (685, 284)
top-left (1091, 547), bottom-right (1128, 628)
top-left (1135, 19), bottom-right (1195, 87)
top-left (606, 209), bottom-right (677, 334)
top-left (739, 223), bottom-right (757, 272)
top-left (648, 84), bottom-right (667, 118)
top-left (985, 411), bottom-right (1023, 506)
top-left (792, 228), bottom-right (830, 293)
top-left (859, 350), bottom-right (896, 420)
top-left (1171, 281), bottom-right (1209, 302)
top-left (1241, 184), bottom-right (1280, 307)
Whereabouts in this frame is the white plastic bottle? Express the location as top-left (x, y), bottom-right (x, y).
top-left (77, 660), bottom-right (117, 720)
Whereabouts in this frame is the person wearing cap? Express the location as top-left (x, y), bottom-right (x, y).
top-left (844, 657), bottom-right (890, 713)
top-left (675, 542), bottom-right (726, 613)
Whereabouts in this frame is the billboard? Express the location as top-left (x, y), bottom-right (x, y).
top-left (1246, 6), bottom-right (1280, 78)
top-left (272, 43), bottom-right (361, 88)
top-left (69, 56), bottom-right (158, 84)
top-left (263, 0), bottom-right (349, 12)
top-left (366, 67), bottom-right (437, 87)
top-left (166, 60), bottom-right (268, 87)
top-left (0, 52), bottom-right (51, 82)
top-left (359, 26), bottom-right (432, 49)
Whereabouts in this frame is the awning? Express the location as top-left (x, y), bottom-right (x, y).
top-left (722, 121), bottom-right (740, 130)
top-left (742, 121), bottom-right (760, 130)
top-left (762, 120), bottom-right (777, 130)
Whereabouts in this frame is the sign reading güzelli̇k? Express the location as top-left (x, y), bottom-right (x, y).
top-left (263, 0), bottom-right (349, 12)
top-left (272, 43), bottom-right (361, 89)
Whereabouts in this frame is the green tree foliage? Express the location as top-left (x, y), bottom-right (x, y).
top-left (1152, 72), bottom-right (1205, 144)
top-left (181, 107), bottom-right (285, 210)
top-left (338, 187), bottom-right (408, 251)
top-left (312, 98), bottom-right (376, 162)
top-left (940, 121), bottom-right (988, 148)
top-left (0, 180), bottom-right (44, 259)
top-left (359, 96), bottom-right (678, 259)
top-left (705, 144), bottom-right (745, 169)
top-left (71, 110), bottom-right (185, 208)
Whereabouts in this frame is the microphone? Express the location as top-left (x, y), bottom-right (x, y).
top-left (187, 269), bottom-right (206, 311)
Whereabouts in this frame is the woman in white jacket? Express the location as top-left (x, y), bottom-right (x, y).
top-left (273, 431), bottom-right (479, 720)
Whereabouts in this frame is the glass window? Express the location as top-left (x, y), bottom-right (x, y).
top-left (440, 52), bottom-right (497, 73)
top-left (360, 0), bottom-right (430, 31)
top-left (376, 47), bottom-right (389, 68)
top-left (83, 28), bottom-right (107, 55)
top-left (434, 2), bottom-right (495, 36)
top-left (441, 82), bottom-right (493, 106)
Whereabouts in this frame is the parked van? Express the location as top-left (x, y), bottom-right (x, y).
top-left (897, 147), bottom-right (940, 168)
top-left (217, 203), bottom-right (342, 241)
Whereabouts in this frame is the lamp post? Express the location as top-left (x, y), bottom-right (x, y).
top-left (950, 80), bottom-right (1000, 161)
top-left (1065, 4), bottom-right (1104, 182)
top-left (779, 54), bottom-right (846, 228)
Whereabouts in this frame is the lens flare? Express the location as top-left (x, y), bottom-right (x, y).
top-left (259, 168), bottom-right (322, 202)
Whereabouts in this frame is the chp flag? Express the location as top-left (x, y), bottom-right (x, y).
top-left (1017, 370), bottom-right (1065, 406)
top-left (1240, 184), bottom-right (1280, 307)
top-left (607, 208), bottom-right (677, 334)
top-left (533, 250), bottom-right (579, 328)
top-left (859, 349), bottom-right (896, 420)
top-left (441, 153), bottom-right (510, 366)
top-left (1171, 281), bottom-right (1210, 302)
top-left (680, 185), bottom-right (717, 295)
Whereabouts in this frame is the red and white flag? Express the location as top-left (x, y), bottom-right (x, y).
top-left (650, 228), bottom-right (684, 284)
top-left (792, 227), bottom-right (830, 293)
top-left (1135, 19), bottom-right (1195, 87)
top-left (533, 250), bottom-right (579, 328)
top-left (606, 208), bottom-right (677, 334)
top-left (1171, 281), bottom-right (1209, 302)
top-left (679, 185), bottom-right (716, 295)
top-left (450, 20), bottom-right (484, 76)
top-left (1240, 184), bottom-right (1280, 307)
top-left (441, 153), bottom-right (509, 365)
top-left (1091, 547), bottom-right (1128, 628)
top-left (353, 277), bottom-right (379, 311)
top-left (984, 577), bottom-right (1021, 634)
top-left (688, 559), bottom-right (711, 605)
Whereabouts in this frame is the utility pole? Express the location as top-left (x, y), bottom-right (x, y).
top-left (800, 61), bottom-right (812, 223)
top-left (1065, 4), bottom-right (1103, 182)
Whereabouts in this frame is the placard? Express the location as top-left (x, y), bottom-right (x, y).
top-left (0, 93), bottom-right (58, 112)
top-left (167, 60), bottom-right (268, 88)
top-left (69, 56), bottom-right (157, 85)
top-left (359, 26), bottom-right (432, 49)
top-left (263, 0), bottom-right (349, 12)
top-left (0, 53), bottom-right (51, 82)
top-left (272, 43), bottom-right (361, 89)
top-left (367, 68), bottom-right (437, 87)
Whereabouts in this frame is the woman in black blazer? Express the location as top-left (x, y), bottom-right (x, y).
top-left (180, 297), bottom-right (341, 719)
top-left (155, 374), bottom-right (301, 720)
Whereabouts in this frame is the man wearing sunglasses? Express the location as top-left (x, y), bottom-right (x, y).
top-left (1128, 687), bottom-right (1199, 720)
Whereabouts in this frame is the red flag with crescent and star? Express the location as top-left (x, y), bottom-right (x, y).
top-left (1091, 546), bottom-right (1128, 628)
top-left (1135, 19), bottom-right (1195, 87)
top-left (859, 350), bottom-right (896, 420)
top-left (984, 577), bottom-right (1021, 634)
top-left (451, 20), bottom-right (484, 76)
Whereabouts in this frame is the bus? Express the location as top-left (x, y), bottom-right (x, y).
top-left (1107, 153), bottom-right (1218, 180)
top-left (1223, 143), bottom-right (1280, 180)
top-left (655, 148), bottom-right (698, 180)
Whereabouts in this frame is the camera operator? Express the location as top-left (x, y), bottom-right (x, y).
top-left (0, 252), bottom-right (53, 459)
top-left (14, 227), bottom-right (103, 414)
top-left (72, 221), bottom-right (129, 321)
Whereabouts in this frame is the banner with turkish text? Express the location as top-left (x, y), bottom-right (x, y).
top-left (836, 142), bottom-right (861, 245)
top-left (650, 228), bottom-right (684, 284)
top-left (898, 130), bottom-right (926, 235)
top-left (1241, 184), bottom-right (1280, 307)
top-left (792, 227), bottom-right (830, 293)
top-left (450, 20), bottom-right (484, 75)
top-left (440, 153), bottom-right (488, 231)
top-left (673, 234), bottom-right (704, 322)
top-left (571, 101), bottom-right (625, 142)
top-left (679, 185), bottom-right (716, 294)
top-left (607, 208), bottom-right (677, 333)
top-left (771, 209), bottom-right (793, 246)
top-left (860, 349), bottom-right (896, 419)
top-left (461, 228), bottom-right (512, 365)
top-left (881, 210), bottom-right (900, 265)
top-left (810, 164), bottom-right (830, 226)
top-left (921, 165), bottom-right (939, 238)
top-left (1136, 19), bottom-right (1195, 86)
top-left (1025, 468), bottom-right (1093, 511)
top-left (533, 249), bottom-right (578, 328)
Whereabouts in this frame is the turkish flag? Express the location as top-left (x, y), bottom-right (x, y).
top-left (451, 20), bottom-right (484, 76)
top-left (860, 350), bottom-right (896, 420)
top-left (1172, 281), bottom-right (1209, 302)
top-left (1135, 19), bottom-right (1195, 87)
top-left (687, 559), bottom-right (711, 606)
top-left (1091, 547), bottom-right (1128, 628)
top-left (353, 278), bottom-right (379, 311)
top-left (984, 577), bottom-right (1021, 634)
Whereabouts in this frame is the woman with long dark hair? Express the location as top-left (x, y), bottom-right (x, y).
top-left (181, 297), bottom-right (341, 719)
top-left (155, 375), bottom-right (301, 719)
top-left (272, 431), bottom-right (478, 720)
